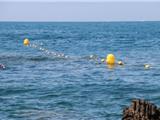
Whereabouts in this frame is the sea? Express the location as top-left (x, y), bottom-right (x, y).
top-left (0, 22), bottom-right (160, 120)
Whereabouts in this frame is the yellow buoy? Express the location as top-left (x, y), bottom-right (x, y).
top-left (118, 61), bottom-right (124, 65)
top-left (23, 38), bottom-right (30, 46)
top-left (106, 54), bottom-right (115, 65)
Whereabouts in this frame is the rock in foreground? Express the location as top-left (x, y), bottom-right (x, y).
top-left (122, 99), bottom-right (160, 120)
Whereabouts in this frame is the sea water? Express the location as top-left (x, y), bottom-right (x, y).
top-left (0, 22), bottom-right (160, 120)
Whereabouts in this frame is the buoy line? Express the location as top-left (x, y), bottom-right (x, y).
top-left (23, 38), bottom-right (152, 69)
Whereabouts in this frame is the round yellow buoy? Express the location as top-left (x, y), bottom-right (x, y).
top-left (23, 38), bottom-right (30, 46)
top-left (118, 61), bottom-right (124, 65)
top-left (106, 54), bottom-right (115, 65)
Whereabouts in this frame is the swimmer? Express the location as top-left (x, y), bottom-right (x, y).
top-left (0, 64), bottom-right (5, 69)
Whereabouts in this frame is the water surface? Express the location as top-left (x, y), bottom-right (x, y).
top-left (1, 22), bottom-right (160, 120)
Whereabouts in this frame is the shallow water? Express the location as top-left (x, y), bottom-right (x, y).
top-left (1, 22), bottom-right (160, 120)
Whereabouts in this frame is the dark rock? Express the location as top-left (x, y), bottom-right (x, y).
top-left (122, 99), bottom-right (160, 120)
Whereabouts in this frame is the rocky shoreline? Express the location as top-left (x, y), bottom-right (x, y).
top-left (122, 99), bottom-right (160, 120)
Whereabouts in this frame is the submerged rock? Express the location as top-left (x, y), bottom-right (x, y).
top-left (122, 99), bottom-right (160, 120)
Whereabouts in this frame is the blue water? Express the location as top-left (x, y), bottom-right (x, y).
top-left (1, 22), bottom-right (160, 120)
